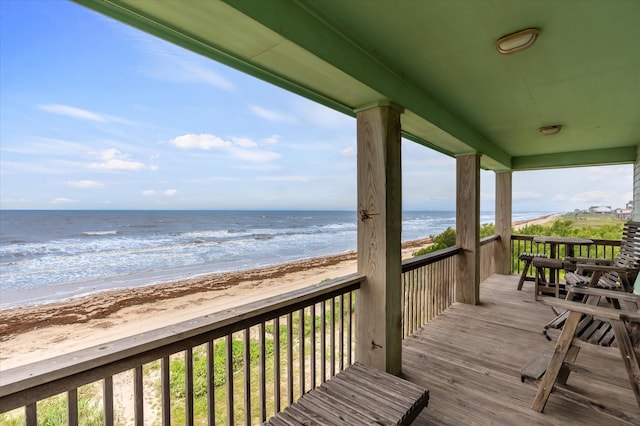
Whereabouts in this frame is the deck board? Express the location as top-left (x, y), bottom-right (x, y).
top-left (402, 274), bottom-right (640, 425)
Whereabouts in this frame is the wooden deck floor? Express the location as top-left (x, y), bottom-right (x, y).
top-left (402, 274), bottom-right (640, 425)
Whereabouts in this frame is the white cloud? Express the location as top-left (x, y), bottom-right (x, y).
top-left (169, 133), bottom-right (281, 163)
top-left (341, 147), bottom-right (354, 157)
top-left (143, 189), bottom-right (177, 196)
top-left (38, 104), bottom-right (133, 125)
top-left (569, 190), bottom-right (620, 205)
top-left (88, 149), bottom-right (145, 171)
top-left (0, 198), bottom-right (30, 204)
top-left (258, 175), bottom-right (313, 182)
top-left (51, 197), bottom-right (77, 204)
top-left (513, 191), bottom-right (544, 200)
top-left (229, 147), bottom-right (280, 163)
top-left (39, 104), bottom-right (106, 122)
top-left (249, 105), bottom-right (296, 123)
top-left (171, 134), bottom-right (230, 150)
top-left (130, 33), bottom-right (235, 91)
top-left (263, 135), bottom-right (280, 145)
top-left (296, 100), bottom-right (353, 128)
top-left (231, 137), bottom-right (258, 148)
top-left (67, 180), bottom-right (104, 189)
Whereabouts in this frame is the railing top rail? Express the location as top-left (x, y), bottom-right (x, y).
top-left (480, 234), bottom-right (500, 246)
top-left (0, 273), bottom-right (364, 402)
top-left (511, 234), bottom-right (622, 246)
top-left (402, 245), bottom-right (463, 273)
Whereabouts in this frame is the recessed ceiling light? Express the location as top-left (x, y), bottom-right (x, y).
top-left (496, 28), bottom-right (539, 55)
top-left (539, 125), bottom-right (562, 135)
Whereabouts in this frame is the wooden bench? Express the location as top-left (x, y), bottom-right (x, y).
top-left (521, 289), bottom-right (640, 418)
top-left (265, 362), bottom-right (429, 425)
top-left (517, 252), bottom-right (548, 291)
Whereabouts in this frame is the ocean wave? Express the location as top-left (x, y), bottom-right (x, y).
top-left (83, 230), bottom-right (118, 236)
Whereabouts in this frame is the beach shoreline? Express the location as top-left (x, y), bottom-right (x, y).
top-left (0, 214), bottom-right (560, 370)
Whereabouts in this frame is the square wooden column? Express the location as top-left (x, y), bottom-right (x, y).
top-left (355, 102), bottom-right (403, 374)
top-left (456, 153), bottom-right (481, 305)
top-left (495, 171), bottom-right (512, 274)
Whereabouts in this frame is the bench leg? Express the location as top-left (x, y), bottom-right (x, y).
top-left (611, 320), bottom-right (640, 408)
top-left (532, 310), bottom-right (581, 412)
top-left (518, 258), bottom-right (532, 290)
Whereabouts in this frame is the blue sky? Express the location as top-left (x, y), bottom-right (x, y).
top-left (0, 1), bottom-right (633, 212)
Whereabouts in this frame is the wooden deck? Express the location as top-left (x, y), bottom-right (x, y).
top-left (402, 274), bottom-right (640, 425)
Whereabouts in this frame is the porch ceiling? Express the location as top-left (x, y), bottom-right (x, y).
top-left (73, 0), bottom-right (640, 171)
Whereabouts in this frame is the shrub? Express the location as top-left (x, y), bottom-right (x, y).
top-left (412, 223), bottom-right (496, 257)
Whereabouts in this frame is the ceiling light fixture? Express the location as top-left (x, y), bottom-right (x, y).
top-left (496, 28), bottom-right (539, 55)
top-left (539, 125), bottom-right (562, 135)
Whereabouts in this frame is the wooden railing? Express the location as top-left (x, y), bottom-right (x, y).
top-left (401, 246), bottom-right (462, 338)
top-left (510, 235), bottom-right (621, 275)
top-left (0, 274), bottom-right (363, 426)
top-left (1, 241), bottom-right (485, 424)
top-left (480, 234), bottom-right (500, 282)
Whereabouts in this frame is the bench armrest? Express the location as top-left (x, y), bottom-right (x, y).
top-left (564, 256), bottom-right (612, 265)
top-left (574, 263), bottom-right (635, 274)
top-left (542, 298), bottom-right (640, 321)
top-left (567, 286), bottom-right (640, 303)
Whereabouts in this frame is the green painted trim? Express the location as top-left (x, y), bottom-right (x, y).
top-left (223, 0), bottom-right (511, 169)
top-left (401, 132), bottom-right (456, 158)
top-left (512, 146), bottom-right (636, 170)
top-left (72, 0), bottom-right (357, 119)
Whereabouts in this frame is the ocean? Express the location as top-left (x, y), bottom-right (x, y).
top-left (0, 210), bottom-right (548, 309)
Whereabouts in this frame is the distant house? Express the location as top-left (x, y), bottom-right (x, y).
top-left (588, 205), bottom-right (612, 214)
top-left (616, 207), bottom-right (633, 220)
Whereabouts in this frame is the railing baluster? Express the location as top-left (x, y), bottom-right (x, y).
top-left (339, 295), bottom-right (344, 371)
top-left (321, 302), bottom-right (326, 383)
top-left (226, 334), bottom-right (234, 426)
top-left (161, 356), bottom-right (170, 426)
top-left (259, 322), bottom-right (266, 422)
top-left (134, 366), bottom-right (143, 426)
top-left (67, 388), bottom-right (78, 426)
top-left (299, 308), bottom-right (305, 395)
top-left (287, 312), bottom-right (293, 406)
top-left (243, 328), bottom-right (251, 426)
top-left (186, 348), bottom-right (194, 426)
top-left (104, 376), bottom-right (114, 426)
top-left (25, 403), bottom-right (36, 426)
top-left (330, 297), bottom-right (336, 378)
top-left (349, 291), bottom-right (355, 365)
top-left (310, 303), bottom-right (316, 388)
top-left (274, 317), bottom-right (281, 414)
top-left (207, 341), bottom-right (215, 426)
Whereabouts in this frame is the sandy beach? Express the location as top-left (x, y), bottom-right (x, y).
top-left (0, 214), bottom-right (559, 370)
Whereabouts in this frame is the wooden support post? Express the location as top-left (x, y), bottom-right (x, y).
top-left (456, 154), bottom-right (481, 305)
top-left (355, 102), bottom-right (403, 375)
top-left (495, 172), bottom-right (512, 275)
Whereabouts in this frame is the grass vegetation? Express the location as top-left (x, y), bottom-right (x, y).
top-left (155, 300), bottom-right (351, 425)
top-left (0, 385), bottom-right (109, 426)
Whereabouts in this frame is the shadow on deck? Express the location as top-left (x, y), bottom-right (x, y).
top-left (402, 274), bottom-right (640, 425)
